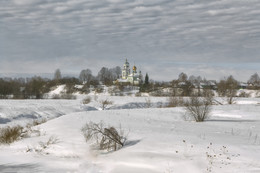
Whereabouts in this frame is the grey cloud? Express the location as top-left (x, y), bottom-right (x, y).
top-left (0, 0), bottom-right (260, 81)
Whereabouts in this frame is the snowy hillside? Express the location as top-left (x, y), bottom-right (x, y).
top-left (0, 96), bottom-right (260, 172)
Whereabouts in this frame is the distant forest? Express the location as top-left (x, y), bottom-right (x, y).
top-left (0, 66), bottom-right (260, 99)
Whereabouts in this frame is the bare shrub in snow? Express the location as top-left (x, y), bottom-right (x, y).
top-left (99, 99), bottom-right (113, 110)
top-left (95, 87), bottom-right (104, 93)
top-left (26, 136), bottom-right (59, 154)
top-left (167, 96), bottom-right (184, 107)
top-left (82, 96), bottom-right (91, 104)
top-left (38, 136), bottom-right (59, 150)
top-left (0, 118), bottom-right (49, 145)
top-left (24, 125), bottom-right (44, 138)
top-left (0, 125), bottom-right (23, 144)
top-left (81, 121), bottom-right (127, 151)
top-left (184, 96), bottom-right (212, 122)
top-left (21, 119), bottom-right (47, 137)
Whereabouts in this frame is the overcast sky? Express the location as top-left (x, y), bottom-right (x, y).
top-left (0, 0), bottom-right (260, 81)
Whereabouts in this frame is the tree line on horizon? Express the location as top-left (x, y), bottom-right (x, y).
top-left (0, 66), bottom-right (260, 99)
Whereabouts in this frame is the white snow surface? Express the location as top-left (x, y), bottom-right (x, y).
top-left (48, 85), bottom-right (66, 96)
top-left (0, 96), bottom-right (260, 173)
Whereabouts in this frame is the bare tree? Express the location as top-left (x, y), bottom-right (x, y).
top-left (25, 76), bottom-right (47, 99)
top-left (170, 80), bottom-right (179, 96)
top-left (110, 66), bottom-right (122, 79)
top-left (217, 75), bottom-right (238, 104)
top-left (248, 73), bottom-right (260, 89)
top-left (184, 96), bottom-right (212, 122)
top-left (97, 67), bottom-right (113, 85)
top-left (81, 121), bottom-right (126, 151)
top-left (181, 81), bottom-right (194, 96)
top-left (178, 72), bottom-right (188, 82)
top-left (79, 69), bottom-right (93, 84)
top-left (54, 69), bottom-right (62, 81)
top-left (97, 66), bottom-right (121, 85)
top-left (188, 75), bottom-right (196, 83)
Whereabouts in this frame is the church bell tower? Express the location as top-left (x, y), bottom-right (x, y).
top-left (122, 59), bottom-right (130, 79)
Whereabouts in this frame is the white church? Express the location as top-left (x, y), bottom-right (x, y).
top-left (114, 59), bottom-right (142, 85)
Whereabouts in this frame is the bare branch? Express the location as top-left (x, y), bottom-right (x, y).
top-left (81, 121), bottom-right (127, 151)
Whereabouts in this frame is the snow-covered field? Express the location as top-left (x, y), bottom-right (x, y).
top-left (0, 96), bottom-right (260, 173)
